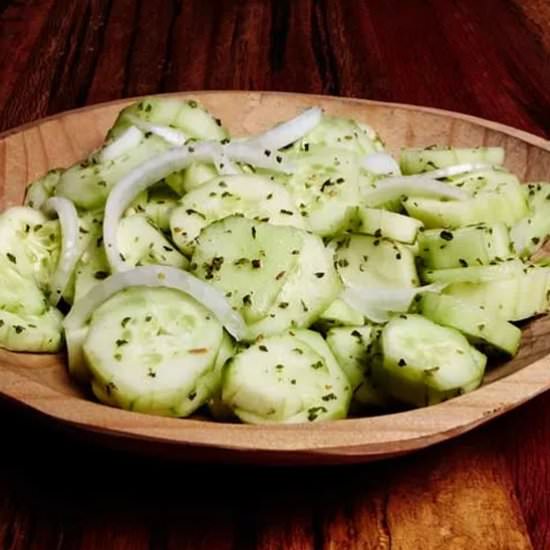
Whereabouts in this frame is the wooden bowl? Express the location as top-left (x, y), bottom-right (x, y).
top-left (1, 91), bottom-right (550, 465)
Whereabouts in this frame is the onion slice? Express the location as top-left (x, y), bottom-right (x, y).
top-left (362, 175), bottom-right (470, 207)
top-left (103, 143), bottom-right (222, 272)
top-left (341, 283), bottom-right (446, 323)
top-left (99, 126), bottom-right (144, 162)
top-left (243, 107), bottom-right (322, 151)
top-left (42, 197), bottom-right (80, 305)
top-left (223, 141), bottom-right (295, 173)
top-left (125, 114), bottom-right (188, 146)
top-left (63, 265), bottom-right (247, 340)
top-left (421, 162), bottom-right (493, 179)
top-left (361, 153), bottom-right (400, 176)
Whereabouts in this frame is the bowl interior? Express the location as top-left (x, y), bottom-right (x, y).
top-left (1, 91), bottom-right (550, 462)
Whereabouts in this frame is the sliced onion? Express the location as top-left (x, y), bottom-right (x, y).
top-left (361, 153), bottom-right (400, 176)
top-left (212, 150), bottom-right (240, 175)
top-left (63, 265), bottom-right (247, 340)
top-left (422, 162), bottom-right (493, 179)
top-left (103, 143), bottom-right (223, 272)
top-left (341, 283), bottom-right (447, 323)
top-left (125, 114), bottom-right (188, 146)
top-left (243, 107), bottom-right (322, 151)
top-left (99, 126), bottom-right (144, 162)
top-left (362, 175), bottom-right (470, 207)
top-left (223, 142), bottom-right (295, 173)
top-left (42, 197), bottom-right (80, 305)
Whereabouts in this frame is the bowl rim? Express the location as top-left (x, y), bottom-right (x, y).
top-left (1, 90), bottom-right (549, 461)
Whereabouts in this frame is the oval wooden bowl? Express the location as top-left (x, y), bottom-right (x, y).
top-left (1, 91), bottom-right (550, 465)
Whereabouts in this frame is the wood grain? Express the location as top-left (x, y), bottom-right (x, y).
top-left (0, 0), bottom-right (548, 548)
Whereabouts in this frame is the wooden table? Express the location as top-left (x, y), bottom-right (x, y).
top-left (0, 1), bottom-right (549, 548)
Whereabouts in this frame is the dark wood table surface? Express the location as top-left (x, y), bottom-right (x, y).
top-left (0, 1), bottom-right (549, 548)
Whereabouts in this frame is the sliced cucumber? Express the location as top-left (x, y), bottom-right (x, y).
top-left (109, 97), bottom-right (228, 141)
top-left (246, 232), bottom-right (341, 339)
top-left (0, 306), bottom-right (63, 353)
top-left (166, 162), bottom-right (218, 195)
top-left (222, 330), bottom-right (351, 424)
top-left (403, 176), bottom-right (528, 228)
top-left (73, 236), bottom-right (110, 303)
top-left (422, 259), bottom-right (524, 284)
top-left (207, 332), bottom-right (237, 420)
top-left (118, 215), bottom-right (188, 270)
top-left (418, 223), bottom-right (511, 269)
top-left (286, 147), bottom-right (360, 236)
top-left (192, 216), bottom-right (303, 325)
top-left (0, 207), bottom-right (60, 290)
top-left (419, 293), bottom-right (521, 356)
top-left (444, 266), bottom-right (550, 321)
top-left (126, 186), bottom-right (179, 232)
top-left (374, 314), bottom-right (487, 407)
top-left (24, 169), bottom-right (62, 209)
top-left (294, 116), bottom-right (378, 155)
top-left (170, 174), bottom-right (304, 254)
top-left (400, 147), bottom-right (504, 174)
top-left (84, 286), bottom-right (224, 417)
top-left (333, 234), bottom-right (419, 289)
top-left (316, 298), bottom-right (365, 328)
top-left (56, 134), bottom-right (170, 210)
top-left (326, 325), bottom-right (387, 407)
top-left (356, 207), bottom-right (423, 244)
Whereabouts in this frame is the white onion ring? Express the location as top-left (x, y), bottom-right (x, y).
top-left (125, 114), bottom-right (188, 146)
top-left (42, 197), bottom-right (80, 305)
top-left (421, 162), bottom-right (494, 179)
top-left (63, 265), bottom-right (247, 340)
top-left (243, 107), bottom-right (322, 151)
top-left (341, 283), bottom-right (446, 323)
top-left (362, 175), bottom-right (470, 206)
top-left (99, 126), bottom-right (144, 162)
top-left (361, 153), bottom-right (400, 176)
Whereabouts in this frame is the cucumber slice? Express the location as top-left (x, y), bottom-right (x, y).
top-left (192, 216), bottom-right (340, 336)
top-left (356, 207), bottom-right (423, 244)
top-left (207, 332), bottom-right (237, 420)
top-left (0, 306), bottom-right (63, 353)
top-left (294, 116), bottom-right (378, 155)
top-left (246, 232), bottom-right (341, 339)
top-left (166, 162), bottom-right (218, 195)
top-left (418, 223), bottom-right (511, 269)
top-left (403, 178), bottom-right (528, 228)
top-left (333, 234), bottom-right (419, 289)
top-left (400, 147), bottom-right (504, 174)
top-left (374, 314), bottom-right (487, 407)
top-left (286, 148), bottom-right (360, 236)
top-left (0, 254), bottom-right (62, 352)
top-left (444, 266), bottom-right (550, 321)
top-left (192, 216), bottom-right (303, 325)
top-left (316, 298), bottom-right (365, 328)
top-left (125, 186), bottom-right (179, 232)
top-left (222, 330), bottom-right (351, 423)
top-left (170, 175), bottom-right (304, 254)
top-left (422, 259), bottom-right (524, 284)
top-left (447, 169), bottom-right (518, 195)
top-left (56, 134), bottom-right (170, 210)
top-left (84, 287), bottom-right (224, 417)
top-left (109, 98), bottom-right (228, 141)
top-left (118, 215), bottom-right (188, 270)
top-left (24, 169), bottom-right (62, 209)
top-left (326, 325), bottom-right (387, 407)
top-left (0, 207), bottom-right (60, 290)
top-left (419, 293), bottom-right (521, 356)
top-left (73, 236), bottom-right (110, 303)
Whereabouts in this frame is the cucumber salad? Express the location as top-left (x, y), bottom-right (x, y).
top-left (4, 96), bottom-right (550, 423)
